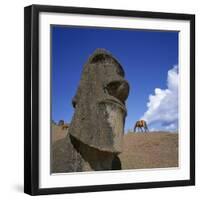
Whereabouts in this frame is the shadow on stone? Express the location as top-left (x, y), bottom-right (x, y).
top-left (112, 156), bottom-right (122, 170)
top-left (70, 135), bottom-right (122, 171)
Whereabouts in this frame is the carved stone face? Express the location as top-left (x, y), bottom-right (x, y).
top-left (68, 49), bottom-right (129, 154)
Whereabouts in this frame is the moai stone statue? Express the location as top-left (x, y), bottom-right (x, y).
top-left (58, 120), bottom-right (64, 126)
top-left (52, 49), bottom-right (129, 173)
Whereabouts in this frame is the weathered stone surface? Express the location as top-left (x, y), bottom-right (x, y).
top-left (69, 48), bottom-right (129, 153)
top-left (52, 49), bottom-right (129, 173)
top-left (52, 134), bottom-right (121, 173)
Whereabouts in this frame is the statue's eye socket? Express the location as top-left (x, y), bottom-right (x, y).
top-left (106, 81), bottom-right (121, 96)
top-left (106, 81), bottom-right (129, 103)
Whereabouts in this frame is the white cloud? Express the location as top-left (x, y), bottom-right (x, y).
top-left (141, 65), bottom-right (178, 132)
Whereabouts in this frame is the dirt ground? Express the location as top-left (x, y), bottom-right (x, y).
top-left (51, 124), bottom-right (68, 143)
top-left (52, 125), bottom-right (178, 170)
top-left (119, 132), bottom-right (178, 169)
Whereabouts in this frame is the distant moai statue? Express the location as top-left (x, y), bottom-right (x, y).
top-left (58, 120), bottom-right (64, 126)
top-left (52, 49), bottom-right (129, 173)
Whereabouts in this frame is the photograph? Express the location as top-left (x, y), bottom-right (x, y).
top-left (51, 26), bottom-right (179, 173)
top-left (24, 5), bottom-right (195, 195)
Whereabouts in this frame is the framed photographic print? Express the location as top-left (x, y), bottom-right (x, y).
top-left (24, 4), bottom-right (195, 195)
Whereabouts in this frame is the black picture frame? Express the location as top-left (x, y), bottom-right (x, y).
top-left (24, 4), bottom-right (195, 196)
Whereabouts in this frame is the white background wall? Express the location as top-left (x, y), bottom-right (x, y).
top-left (0, 0), bottom-right (199, 199)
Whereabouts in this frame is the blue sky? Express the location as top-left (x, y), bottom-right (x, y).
top-left (51, 26), bottom-right (178, 132)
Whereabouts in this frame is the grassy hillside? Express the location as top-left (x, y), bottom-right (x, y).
top-left (119, 132), bottom-right (178, 169)
top-left (51, 124), bottom-right (68, 143)
top-left (52, 129), bottom-right (178, 170)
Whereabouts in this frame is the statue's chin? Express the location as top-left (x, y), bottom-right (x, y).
top-left (105, 103), bottom-right (125, 153)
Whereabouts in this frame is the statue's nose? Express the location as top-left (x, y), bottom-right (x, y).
top-left (106, 80), bottom-right (129, 104)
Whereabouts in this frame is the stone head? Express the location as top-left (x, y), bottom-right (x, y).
top-left (68, 49), bottom-right (129, 154)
